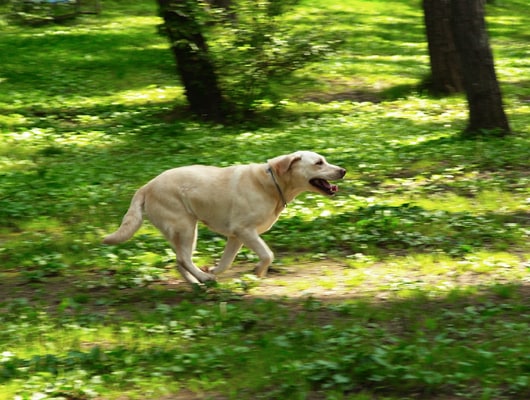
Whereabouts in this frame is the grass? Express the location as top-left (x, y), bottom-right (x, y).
top-left (0, 0), bottom-right (529, 399)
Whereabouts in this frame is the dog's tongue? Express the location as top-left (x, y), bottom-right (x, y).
top-left (313, 178), bottom-right (339, 194)
top-left (322, 179), bottom-right (338, 193)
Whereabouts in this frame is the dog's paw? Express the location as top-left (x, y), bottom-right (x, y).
top-left (209, 266), bottom-right (223, 275)
top-left (200, 272), bottom-right (217, 282)
top-left (253, 267), bottom-right (267, 278)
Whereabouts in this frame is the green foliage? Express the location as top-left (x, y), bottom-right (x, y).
top-left (209, 0), bottom-right (342, 114)
top-left (0, 0), bottom-right (529, 399)
top-left (157, 0), bottom-right (342, 116)
top-left (21, 252), bottom-right (67, 282)
top-left (8, 0), bottom-right (79, 25)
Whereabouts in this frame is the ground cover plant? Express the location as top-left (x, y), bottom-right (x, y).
top-left (0, 0), bottom-right (529, 399)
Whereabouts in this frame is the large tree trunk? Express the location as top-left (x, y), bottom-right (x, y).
top-left (422, 0), bottom-right (463, 94)
top-left (450, 0), bottom-right (511, 136)
top-left (157, 0), bottom-right (229, 121)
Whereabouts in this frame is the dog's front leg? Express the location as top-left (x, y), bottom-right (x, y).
top-left (210, 236), bottom-right (243, 275)
top-left (236, 230), bottom-right (274, 278)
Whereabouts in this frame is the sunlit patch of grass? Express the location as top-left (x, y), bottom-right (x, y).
top-left (397, 253), bottom-right (455, 276)
top-left (337, 249), bottom-right (529, 300)
top-left (112, 85), bottom-right (184, 105)
top-left (458, 251), bottom-right (527, 278)
top-left (0, 113), bottom-right (28, 129)
top-left (405, 190), bottom-right (526, 214)
top-left (476, 189), bottom-right (529, 212)
top-left (316, 278), bottom-right (339, 291)
top-left (344, 272), bottom-right (366, 288)
top-left (289, 279), bottom-right (316, 292)
top-left (19, 216), bottom-right (65, 233)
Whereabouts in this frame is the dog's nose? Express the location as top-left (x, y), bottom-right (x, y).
top-left (339, 168), bottom-right (346, 177)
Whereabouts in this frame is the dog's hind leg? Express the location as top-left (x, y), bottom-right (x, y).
top-left (169, 222), bottom-right (216, 283)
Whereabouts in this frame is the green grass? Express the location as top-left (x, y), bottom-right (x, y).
top-left (1, 0), bottom-right (529, 399)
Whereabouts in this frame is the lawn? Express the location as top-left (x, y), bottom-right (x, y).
top-left (0, 0), bottom-right (529, 399)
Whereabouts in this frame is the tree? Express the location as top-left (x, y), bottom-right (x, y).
top-left (157, 0), bottom-right (230, 121)
top-left (422, 0), bottom-right (463, 94)
top-left (450, 0), bottom-right (511, 136)
top-left (423, 0), bottom-right (511, 137)
top-left (157, 0), bottom-right (337, 121)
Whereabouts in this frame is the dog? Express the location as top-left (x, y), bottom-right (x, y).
top-left (103, 151), bottom-right (346, 284)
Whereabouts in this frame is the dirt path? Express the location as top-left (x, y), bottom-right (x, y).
top-left (211, 257), bottom-right (530, 301)
top-left (2, 256), bottom-right (528, 312)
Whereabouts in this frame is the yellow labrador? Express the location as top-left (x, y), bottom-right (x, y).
top-left (103, 151), bottom-right (346, 284)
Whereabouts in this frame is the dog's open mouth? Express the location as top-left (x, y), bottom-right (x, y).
top-left (310, 178), bottom-right (339, 195)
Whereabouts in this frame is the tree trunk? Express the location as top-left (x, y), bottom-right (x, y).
top-left (157, 0), bottom-right (229, 121)
top-left (450, 0), bottom-right (511, 136)
top-left (422, 0), bottom-right (463, 94)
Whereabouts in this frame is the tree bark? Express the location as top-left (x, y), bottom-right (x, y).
top-left (157, 0), bottom-right (229, 121)
top-left (422, 0), bottom-right (463, 94)
top-left (450, 0), bottom-right (511, 136)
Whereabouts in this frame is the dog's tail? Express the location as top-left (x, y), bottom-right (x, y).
top-left (103, 188), bottom-right (145, 245)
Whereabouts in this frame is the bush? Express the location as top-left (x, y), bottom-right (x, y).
top-left (9, 0), bottom-right (78, 25)
top-left (158, 0), bottom-right (342, 117)
top-left (210, 0), bottom-right (341, 114)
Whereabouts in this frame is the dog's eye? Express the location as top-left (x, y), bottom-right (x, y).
top-left (315, 159), bottom-right (324, 166)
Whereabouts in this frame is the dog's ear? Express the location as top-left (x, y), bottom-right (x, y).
top-left (268, 153), bottom-right (302, 176)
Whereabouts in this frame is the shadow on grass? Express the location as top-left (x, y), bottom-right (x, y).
top-left (392, 132), bottom-right (530, 174)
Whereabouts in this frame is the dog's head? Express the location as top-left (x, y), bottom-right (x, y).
top-left (268, 151), bottom-right (346, 196)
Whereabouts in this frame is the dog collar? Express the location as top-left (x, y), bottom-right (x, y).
top-left (267, 166), bottom-right (287, 208)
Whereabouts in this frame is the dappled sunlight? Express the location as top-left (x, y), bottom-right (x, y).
top-left (106, 85), bottom-right (183, 106)
top-left (402, 190), bottom-right (529, 214)
top-left (4, 15), bottom-right (162, 40)
top-left (0, 0), bottom-right (528, 398)
top-left (236, 249), bottom-right (529, 301)
top-left (96, 16), bottom-right (162, 33)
